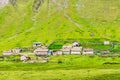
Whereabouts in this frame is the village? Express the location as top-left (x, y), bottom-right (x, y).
top-left (1, 39), bottom-right (119, 63)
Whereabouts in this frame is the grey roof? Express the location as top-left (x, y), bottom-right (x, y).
top-left (33, 42), bottom-right (42, 44)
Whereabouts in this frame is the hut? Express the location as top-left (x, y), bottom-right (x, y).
top-left (20, 54), bottom-right (31, 62)
top-left (12, 48), bottom-right (22, 53)
top-left (71, 47), bottom-right (82, 55)
top-left (100, 50), bottom-right (110, 54)
top-left (61, 45), bottom-right (72, 55)
top-left (82, 48), bottom-right (94, 55)
top-left (33, 42), bottom-right (42, 47)
top-left (53, 50), bottom-right (63, 56)
top-left (33, 47), bottom-right (49, 56)
top-left (3, 50), bottom-right (14, 56)
top-left (104, 41), bottom-right (110, 45)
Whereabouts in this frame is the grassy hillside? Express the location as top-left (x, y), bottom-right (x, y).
top-left (0, 0), bottom-right (120, 51)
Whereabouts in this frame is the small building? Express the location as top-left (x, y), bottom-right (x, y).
top-left (61, 45), bottom-right (72, 55)
top-left (104, 41), bottom-right (110, 45)
top-left (12, 48), bottom-right (22, 53)
top-left (20, 54), bottom-right (31, 62)
top-left (100, 50), bottom-right (110, 54)
top-left (20, 54), bottom-right (28, 61)
top-left (3, 50), bottom-right (14, 56)
top-left (71, 47), bottom-right (82, 55)
top-left (33, 42), bottom-right (42, 47)
top-left (33, 47), bottom-right (49, 56)
top-left (82, 48), bottom-right (94, 55)
top-left (53, 50), bottom-right (63, 56)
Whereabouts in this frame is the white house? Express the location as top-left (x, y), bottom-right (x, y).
top-left (104, 41), bottom-right (110, 45)
top-left (71, 47), bottom-right (82, 55)
top-left (33, 46), bottom-right (49, 56)
top-left (3, 50), bottom-right (14, 56)
top-left (12, 48), bottom-right (22, 53)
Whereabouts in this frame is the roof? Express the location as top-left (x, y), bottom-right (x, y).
top-left (83, 48), bottom-right (93, 51)
top-left (100, 50), bottom-right (110, 53)
top-left (62, 48), bottom-right (71, 52)
top-left (3, 50), bottom-right (13, 55)
top-left (33, 42), bottom-right (42, 44)
top-left (34, 47), bottom-right (48, 52)
top-left (61, 45), bottom-right (72, 52)
top-left (71, 47), bottom-right (82, 51)
top-left (62, 45), bottom-right (72, 49)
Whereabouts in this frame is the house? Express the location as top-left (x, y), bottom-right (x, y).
top-left (3, 48), bottom-right (22, 56)
top-left (20, 54), bottom-right (31, 62)
top-left (71, 47), bottom-right (82, 55)
top-left (33, 47), bottom-right (49, 56)
top-left (53, 50), bottom-right (63, 56)
top-left (61, 45), bottom-right (72, 55)
top-left (82, 48), bottom-right (94, 55)
top-left (12, 48), bottom-right (22, 53)
top-left (104, 41), bottom-right (110, 45)
top-left (20, 54), bottom-right (28, 61)
top-left (100, 50), bottom-right (110, 54)
top-left (33, 42), bottom-right (42, 47)
top-left (3, 50), bottom-right (14, 56)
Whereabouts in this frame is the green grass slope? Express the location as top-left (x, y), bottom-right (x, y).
top-left (0, 0), bottom-right (120, 51)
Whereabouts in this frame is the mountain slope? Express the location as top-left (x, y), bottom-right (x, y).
top-left (0, 0), bottom-right (120, 51)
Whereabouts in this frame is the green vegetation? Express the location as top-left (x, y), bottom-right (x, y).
top-left (112, 44), bottom-right (120, 52)
top-left (0, 0), bottom-right (120, 51)
top-left (0, 69), bottom-right (120, 80)
top-left (1, 0), bottom-right (120, 80)
top-left (48, 38), bottom-right (112, 50)
top-left (0, 55), bottom-right (120, 79)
